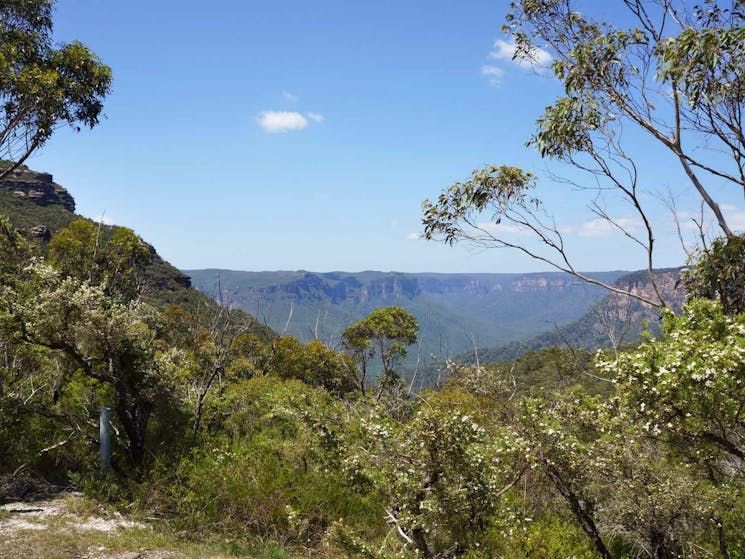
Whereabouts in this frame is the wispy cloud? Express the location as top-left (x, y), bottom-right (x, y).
top-left (258, 111), bottom-right (309, 133)
top-left (481, 65), bottom-right (504, 86)
top-left (576, 217), bottom-right (639, 238)
top-left (489, 39), bottom-right (553, 69)
top-left (282, 90), bottom-right (298, 102)
top-left (406, 232), bottom-right (421, 240)
top-left (258, 110), bottom-right (325, 133)
top-left (482, 38), bottom-right (553, 86)
top-left (725, 206), bottom-right (745, 231)
top-left (675, 204), bottom-right (745, 233)
top-left (476, 221), bottom-right (533, 236)
top-left (92, 213), bottom-right (114, 225)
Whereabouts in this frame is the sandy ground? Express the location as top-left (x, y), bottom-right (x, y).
top-left (0, 494), bottom-right (187, 559)
top-left (1, 493), bottom-right (145, 534)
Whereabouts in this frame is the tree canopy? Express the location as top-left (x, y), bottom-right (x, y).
top-left (423, 0), bottom-right (745, 308)
top-left (0, 0), bottom-right (111, 179)
top-left (342, 306), bottom-right (419, 394)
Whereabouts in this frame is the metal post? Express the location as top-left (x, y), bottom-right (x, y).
top-left (99, 406), bottom-right (111, 468)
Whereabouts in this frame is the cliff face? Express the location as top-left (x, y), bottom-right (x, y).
top-left (187, 269), bottom-right (625, 363)
top-left (1, 165), bottom-right (75, 212)
top-left (614, 268), bottom-right (685, 309)
top-left (221, 272), bottom-right (613, 306)
top-left (471, 267), bottom-right (686, 365)
top-left (357, 275), bottom-right (421, 303)
top-left (411, 275), bottom-right (591, 296)
top-left (0, 163), bottom-right (204, 307)
top-left (510, 276), bottom-right (586, 293)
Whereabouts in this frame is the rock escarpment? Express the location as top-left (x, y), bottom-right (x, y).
top-left (1, 164), bottom-right (75, 212)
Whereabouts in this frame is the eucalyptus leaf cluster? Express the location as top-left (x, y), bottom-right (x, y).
top-left (0, 0), bottom-right (111, 176)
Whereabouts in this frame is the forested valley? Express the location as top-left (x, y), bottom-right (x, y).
top-left (2, 1), bottom-right (745, 558)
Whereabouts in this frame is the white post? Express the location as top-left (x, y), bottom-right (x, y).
top-left (99, 406), bottom-right (111, 468)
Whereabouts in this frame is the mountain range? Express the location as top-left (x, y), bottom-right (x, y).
top-left (186, 268), bottom-right (631, 364)
top-left (459, 267), bottom-right (686, 365)
top-left (0, 162), bottom-right (685, 377)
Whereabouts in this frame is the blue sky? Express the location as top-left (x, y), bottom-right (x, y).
top-left (28, 0), bottom-right (745, 273)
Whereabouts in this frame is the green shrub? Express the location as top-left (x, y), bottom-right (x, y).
top-left (143, 376), bottom-right (385, 544)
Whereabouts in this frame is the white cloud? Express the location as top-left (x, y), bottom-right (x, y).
top-left (258, 110), bottom-right (324, 133)
top-left (489, 39), bottom-right (553, 69)
top-left (406, 232), bottom-right (422, 240)
top-left (480, 65), bottom-right (504, 86)
top-left (673, 209), bottom-right (709, 232)
top-left (282, 90), bottom-right (298, 102)
top-left (258, 111), bottom-right (309, 133)
top-left (577, 217), bottom-right (639, 238)
top-left (721, 203), bottom-right (745, 229)
top-left (92, 213), bottom-right (113, 225)
top-left (727, 208), bottom-right (745, 231)
top-left (476, 221), bottom-right (533, 236)
top-left (676, 204), bottom-right (745, 233)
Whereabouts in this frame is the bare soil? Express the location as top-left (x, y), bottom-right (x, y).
top-left (0, 494), bottom-right (236, 559)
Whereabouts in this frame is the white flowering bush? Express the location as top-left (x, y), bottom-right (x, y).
top-left (601, 299), bottom-right (745, 469)
top-left (339, 388), bottom-right (526, 558)
top-left (2, 258), bottom-right (170, 468)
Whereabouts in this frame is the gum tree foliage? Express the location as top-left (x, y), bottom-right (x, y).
top-left (0, 0), bottom-right (111, 178)
top-left (342, 306), bottom-right (419, 394)
top-left (254, 335), bottom-right (359, 397)
top-left (683, 233), bottom-right (745, 315)
top-left (48, 218), bottom-right (152, 300)
top-left (423, 0), bottom-right (745, 307)
top-left (160, 304), bottom-right (256, 436)
top-left (9, 265), bottom-right (169, 468)
top-left (0, 214), bottom-right (33, 278)
top-left (0, 217), bottom-right (43, 469)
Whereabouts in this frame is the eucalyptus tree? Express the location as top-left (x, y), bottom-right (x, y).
top-left (423, 0), bottom-right (745, 307)
top-left (0, 219), bottom-right (170, 470)
top-left (342, 306), bottom-right (418, 394)
top-left (0, 0), bottom-right (111, 178)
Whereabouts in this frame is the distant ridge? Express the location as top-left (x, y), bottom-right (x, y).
top-left (461, 267), bottom-right (686, 365)
top-left (186, 268), bottom-right (627, 364)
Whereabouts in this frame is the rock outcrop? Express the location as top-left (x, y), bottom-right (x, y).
top-left (1, 164), bottom-right (75, 212)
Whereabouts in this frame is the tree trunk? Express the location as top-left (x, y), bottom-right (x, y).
top-left (545, 465), bottom-right (613, 559)
top-left (114, 384), bottom-right (151, 468)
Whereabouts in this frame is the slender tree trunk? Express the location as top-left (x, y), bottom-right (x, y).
top-left (545, 465), bottom-right (613, 559)
top-left (113, 383), bottom-right (151, 468)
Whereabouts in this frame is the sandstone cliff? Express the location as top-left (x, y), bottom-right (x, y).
top-left (1, 163), bottom-right (75, 212)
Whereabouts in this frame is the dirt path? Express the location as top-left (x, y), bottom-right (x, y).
top-left (0, 494), bottom-right (227, 559)
top-left (1, 493), bottom-right (145, 534)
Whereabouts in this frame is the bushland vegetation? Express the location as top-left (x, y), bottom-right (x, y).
top-left (3, 1), bottom-right (745, 557)
top-left (2, 215), bottom-right (745, 558)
